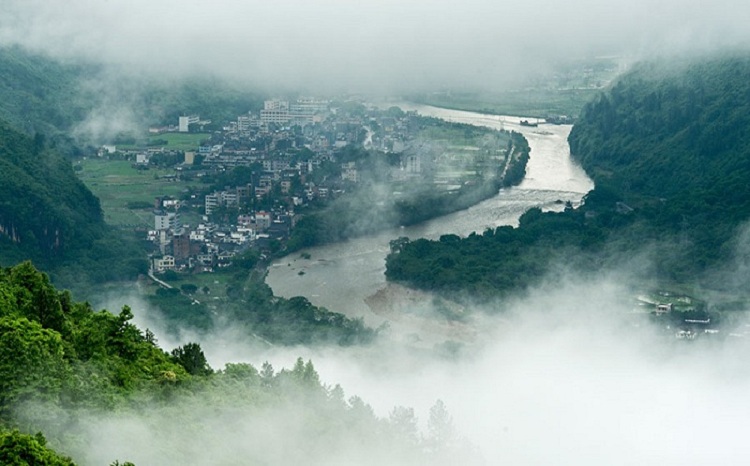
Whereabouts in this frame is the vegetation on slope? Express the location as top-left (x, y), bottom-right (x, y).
top-left (0, 45), bottom-right (263, 140)
top-left (0, 262), bottom-right (464, 465)
top-left (147, 262), bottom-right (377, 346)
top-left (0, 46), bottom-right (89, 136)
top-left (0, 119), bottom-right (146, 292)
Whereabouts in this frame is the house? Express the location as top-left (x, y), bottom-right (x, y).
top-left (151, 255), bottom-right (175, 273)
top-left (655, 303), bottom-right (673, 315)
top-left (341, 162), bottom-right (359, 183)
top-left (178, 115), bottom-right (201, 133)
top-left (154, 210), bottom-right (180, 231)
top-left (205, 193), bottom-right (220, 215)
top-left (255, 211), bottom-right (272, 230)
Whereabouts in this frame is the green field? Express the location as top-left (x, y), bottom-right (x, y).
top-left (77, 159), bottom-right (207, 227)
top-left (117, 132), bottom-right (210, 151)
top-left (151, 132), bottom-right (211, 151)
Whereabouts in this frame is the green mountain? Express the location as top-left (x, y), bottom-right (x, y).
top-left (0, 119), bottom-right (145, 290)
top-left (0, 46), bottom-right (89, 136)
top-left (385, 52), bottom-right (750, 299)
top-left (0, 121), bottom-right (102, 256)
top-left (0, 46), bottom-right (263, 140)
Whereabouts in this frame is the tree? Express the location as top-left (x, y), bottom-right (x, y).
top-left (260, 361), bottom-right (275, 387)
top-left (426, 399), bottom-right (455, 451)
top-left (0, 316), bottom-right (68, 408)
top-left (170, 342), bottom-right (212, 376)
top-left (8, 262), bottom-right (66, 332)
top-left (389, 406), bottom-right (418, 444)
top-left (0, 430), bottom-right (75, 466)
top-left (180, 283), bottom-right (198, 294)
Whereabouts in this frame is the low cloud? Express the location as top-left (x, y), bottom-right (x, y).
top-left (2, 1), bottom-right (750, 93)
top-left (73, 268), bottom-right (750, 465)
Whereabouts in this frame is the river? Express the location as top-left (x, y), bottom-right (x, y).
top-left (266, 104), bottom-right (594, 343)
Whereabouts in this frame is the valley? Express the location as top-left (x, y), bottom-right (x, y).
top-left (2, 10), bottom-right (750, 462)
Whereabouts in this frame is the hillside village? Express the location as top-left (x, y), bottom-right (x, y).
top-left (96, 99), bottom-right (510, 276)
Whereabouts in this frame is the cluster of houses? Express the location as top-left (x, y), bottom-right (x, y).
top-left (149, 195), bottom-right (294, 273)
top-left (137, 99), bottom-right (433, 275)
top-left (645, 295), bottom-right (726, 340)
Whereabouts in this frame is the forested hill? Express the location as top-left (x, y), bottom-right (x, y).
top-left (386, 52), bottom-right (750, 298)
top-left (568, 54), bottom-right (750, 201)
top-left (0, 46), bottom-right (263, 139)
top-left (0, 119), bottom-right (144, 289)
top-left (0, 46), bottom-right (89, 136)
top-left (0, 120), bottom-right (103, 258)
top-left (566, 53), bottom-right (750, 273)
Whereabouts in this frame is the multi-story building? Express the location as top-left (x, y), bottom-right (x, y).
top-left (151, 255), bottom-right (175, 273)
top-left (154, 210), bottom-right (181, 231)
top-left (260, 98), bottom-right (328, 126)
top-left (205, 193), bottom-right (220, 215)
top-left (255, 211), bottom-right (272, 230)
top-left (260, 100), bottom-right (291, 125)
top-left (178, 115), bottom-right (200, 133)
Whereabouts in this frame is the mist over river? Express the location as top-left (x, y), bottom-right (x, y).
top-left (266, 104), bottom-right (594, 343)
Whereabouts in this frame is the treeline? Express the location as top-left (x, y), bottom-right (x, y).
top-left (0, 262), bottom-right (465, 465)
top-left (385, 202), bottom-right (610, 300)
top-left (501, 131), bottom-right (530, 187)
top-left (386, 52), bottom-right (750, 299)
top-left (568, 52), bottom-right (750, 283)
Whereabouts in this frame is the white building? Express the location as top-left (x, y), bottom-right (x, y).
top-left (154, 211), bottom-right (180, 231)
top-left (205, 193), bottom-right (220, 215)
top-left (255, 211), bottom-right (272, 230)
top-left (179, 115), bottom-right (200, 133)
top-left (260, 98), bottom-right (326, 126)
top-left (152, 255), bottom-right (175, 273)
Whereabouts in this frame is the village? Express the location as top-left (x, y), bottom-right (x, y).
top-left (94, 99), bottom-right (498, 277)
top-left (86, 98), bottom-right (744, 344)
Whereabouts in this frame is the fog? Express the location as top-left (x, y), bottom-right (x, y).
top-left (6, 2), bottom-right (750, 463)
top-left (71, 262), bottom-right (750, 465)
top-left (2, 0), bottom-right (750, 93)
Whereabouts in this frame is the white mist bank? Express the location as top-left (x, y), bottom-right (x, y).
top-left (87, 270), bottom-right (750, 466)
top-left (4, 0), bottom-right (750, 93)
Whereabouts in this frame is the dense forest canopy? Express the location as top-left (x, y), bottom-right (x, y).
top-left (0, 262), bottom-right (465, 465)
top-left (0, 119), bottom-right (147, 291)
top-left (0, 46), bottom-right (90, 136)
top-left (386, 52), bottom-right (750, 298)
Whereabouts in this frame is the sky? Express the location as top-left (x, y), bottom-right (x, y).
top-left (2, 0), bottom-right (750, 93)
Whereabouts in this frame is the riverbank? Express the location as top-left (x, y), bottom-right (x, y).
top-left (364, 282), bottom-right (476, 346)
top-left (266, 104), bottom-right (594, 345)
top-left (284, 118), bottom-right (531, 255)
